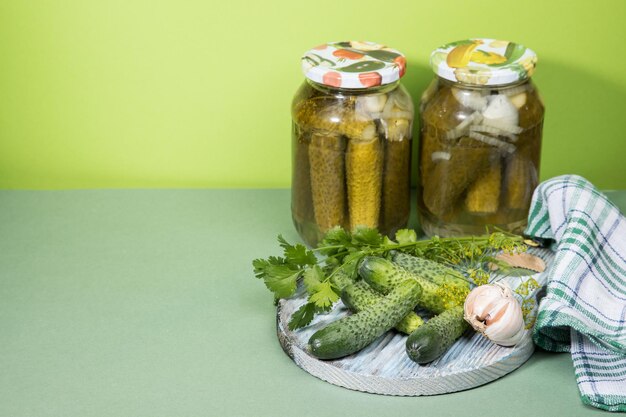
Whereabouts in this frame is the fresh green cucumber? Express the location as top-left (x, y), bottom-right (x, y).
top-left (329, 267), bottom-right (354, 290)
top-left (341, 281), bottom-right (424, 334)
top-left (359, 256), bottom-right (461, 314)
top-left (308, 279), bottom-right (422, 360)
top-left (390, 251), bottom-right (469, 289)
top-left (330, 265), bottom-right (422, 334)
top-left (405, 306), bottom-right (469, 364)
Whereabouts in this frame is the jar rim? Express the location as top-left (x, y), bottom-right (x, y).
top-left (437, 76), bottom-right (531, 90)
top-left (306, 79), bottom-right (400, 96)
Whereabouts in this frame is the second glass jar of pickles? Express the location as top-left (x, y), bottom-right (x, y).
top-left (418, 39), bottom-right (544, 237)
top-left (292, 41), bottom-right (414, 246)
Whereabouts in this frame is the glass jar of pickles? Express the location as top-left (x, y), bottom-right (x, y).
top-left (292, 41), bottom-right (414, 246)
top-left (418, 39), bottom-right (544, 237)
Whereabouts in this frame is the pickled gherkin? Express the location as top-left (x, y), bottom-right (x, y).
top-left (380, 137), bottom-right (411, 234)
top-left (291, 124), bottom-right (313, 225)
top-left (465, 157), bottom-right (502, 214)
top-left (504, 151), bottom-right (537, 210)
top-left (423, 139), bottom-right (491, 220)
top-left (418, 125), bottom-right (441, 187)
top-left (377, 117), bottom-right (410, 229)
top-left (342, 120), bottom-right (377, 141)
top-left (308, 132), bottom-right (346, 232)
top-left (346, 136), bottom-right (383, 230)
top-left (291, 41), bottom-right (414, 246)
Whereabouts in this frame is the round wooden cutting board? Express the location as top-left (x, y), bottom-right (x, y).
top-left (276, 249), bottom-right (552, 396)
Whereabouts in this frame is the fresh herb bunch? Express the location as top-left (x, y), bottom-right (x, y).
top-left (515, 277), bottom-right (542, 328)
top-left (253, 226), bottom-right (526, 330)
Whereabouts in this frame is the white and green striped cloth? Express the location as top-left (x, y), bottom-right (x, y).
top-left (525, 175), bottom-right (626, 412)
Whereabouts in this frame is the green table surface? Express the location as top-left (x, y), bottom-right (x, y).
top-left (1, 189), bottom-right (625, 417)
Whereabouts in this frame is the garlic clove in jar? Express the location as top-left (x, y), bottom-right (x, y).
top-left (451, 88), bottom-right (488, 112)
top-left (482, 94), bottom-right (519, 130)
top-left (381, 93), bottom-right (413, 120)
top-left (356, 94), bottom-right (388, 117)
top-left (509, 92), bottom-right (527, 109)
top-left (464, 282), bottom-right (526, 347)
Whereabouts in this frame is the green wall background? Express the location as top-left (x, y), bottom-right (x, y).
top-left (1, 0), bottom-right (625, 189)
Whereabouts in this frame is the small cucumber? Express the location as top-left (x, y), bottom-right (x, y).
top-left (341, 281), bottom-right (424, 334)
top-left (308, 279), bottom-right (422, 360)
top-left (359, 256), bottom-right (460, 314)
top-left (405, 306), bottom-right (469, 364)
top-left (390, 251), bottom-right (469, 290)
top-left (329, 267), bottom-right (355, 290)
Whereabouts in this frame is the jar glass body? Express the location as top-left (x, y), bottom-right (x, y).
top-left (417, 77), bottom-right (544, 237)
top-left (291, 79), bottom-right (414, 246)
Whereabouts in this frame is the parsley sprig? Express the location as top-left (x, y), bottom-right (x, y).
top-left (253, 226), bottom-right (526, 330)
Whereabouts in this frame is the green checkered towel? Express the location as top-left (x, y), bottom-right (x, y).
top-left (525, 175), bottom-right (626, 412)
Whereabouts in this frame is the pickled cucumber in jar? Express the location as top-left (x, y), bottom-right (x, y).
top-left (291, 41), bottom-right (414, 246)
top-left (418, 39), bottom-right (544, 237)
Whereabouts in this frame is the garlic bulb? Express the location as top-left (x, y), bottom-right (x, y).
top-left (463, 282), bottom-right (525, 347)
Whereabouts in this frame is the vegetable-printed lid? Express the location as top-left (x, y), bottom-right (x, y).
top-left (430, 39), bottom-right (537, 86)
top-left (301, 41), bottom-right (407, 89)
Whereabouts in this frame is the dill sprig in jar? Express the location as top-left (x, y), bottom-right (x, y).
top-left (292, 41), bottom-right (414, 246)
top-left (418, 39), bottom-right (544, 237)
